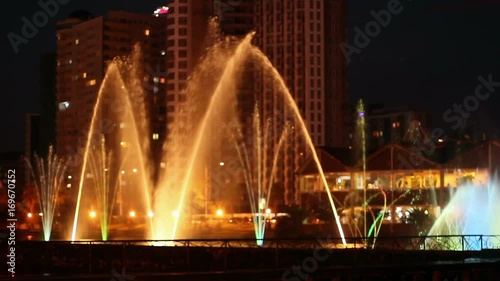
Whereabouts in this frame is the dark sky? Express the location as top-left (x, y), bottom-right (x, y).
top-left (1, 0), bottom-right (500, 153)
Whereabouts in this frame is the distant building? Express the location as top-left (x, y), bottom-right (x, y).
top-left (366, 105), bottom-right (432, 153)
top-left (297, 141), bottom-right (500, 235)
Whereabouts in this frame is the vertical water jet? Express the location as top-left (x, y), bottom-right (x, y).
top-left (27, 146), bottom-right (67, 241)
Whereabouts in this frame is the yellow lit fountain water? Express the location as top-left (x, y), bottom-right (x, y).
top-left (71, 22), bottom-right (346, 245)
top-left (152, 31), bottom-right (255, 241)
top-left (71, 45), bottom-right (153, 241)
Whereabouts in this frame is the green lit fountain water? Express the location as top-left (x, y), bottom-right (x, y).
top-left (233, 104), bottom-right (289, 246)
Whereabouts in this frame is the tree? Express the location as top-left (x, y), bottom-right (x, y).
top-left (406, 208), bottom-right (434, 236)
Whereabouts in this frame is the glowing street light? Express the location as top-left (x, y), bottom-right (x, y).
top-left (89, 211), bottom-right (96, 218)
top-left (27, 213), bottom-right (32, 218)
top-left (219, 162), bottom-right (225, 166)
top-left (132, 168), bottom-right (138, 173)
top-left (38, 213), bottom-right (43, 217)
top-left (121, 170), bottom-right (125, 175)
top-left (265, 208), bottom-right (271, 214)
top-left (147, 211), bottom-right (154, 218)
top-left (216, 209), bottom-right (223, 216)
top-left (129, 211), bottom-right (136, 217)
top-left (172, 210), bottom-right (180, 217)
top-left (67, 175), bottom-right (72, 179)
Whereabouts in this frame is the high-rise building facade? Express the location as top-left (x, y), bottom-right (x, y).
top-left (253, 0), bottom-right (348, 204)
top-left (56, 10), bottom-right (167, 175)
top-left (164, 0), bottom-right (254, 129)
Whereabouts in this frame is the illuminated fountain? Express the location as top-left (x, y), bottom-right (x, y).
top-left (86, 136), bottom-right (117, 241)
top-left (427, 181), bottom-right (500, 250)
top-left (70, 20), bottom-right (346, 244)
top-left (151, 26), bottom-right (252, 241)
top-left (151, 26), bottom-right (346, 243)
top-left (27, 146), bottom-right (67, 241)
top-left (71, 45), bottom-right (153, 241)
top-left (233, 105), bottom-right (289, 246)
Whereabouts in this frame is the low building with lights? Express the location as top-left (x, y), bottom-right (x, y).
top-left (297, 141), bottom-right (500, 235)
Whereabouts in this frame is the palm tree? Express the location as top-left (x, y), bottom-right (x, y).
top-left (406, 208), bottom-right (434, 236)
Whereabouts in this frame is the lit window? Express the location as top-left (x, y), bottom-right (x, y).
top-left (153, 77), bottom-right (159, 83)
top-left (160, 162), bottom-right (166, 168)
top-left (59, 101), bottom-right (70, 111)
top-left (82, 72), bottom-right (87, 78)
top-left (152, 133), bottom-right (159, 140)
top-left (160, 77), bottom-right (166, 84)
top-left (87, 79), bottom-right (96, 86)
top-left (75, 39), bottom-right (79, 45)
top-left (145, 29), bottom-right (150, 36)
top-left (161, 50), bottom-right (166, 56)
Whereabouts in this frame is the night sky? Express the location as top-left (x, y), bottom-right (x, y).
top-left (1, 0), bottom-right (500, 153)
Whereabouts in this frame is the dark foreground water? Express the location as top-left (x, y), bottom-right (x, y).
top-left (2, 239), bottom-right (500, 281)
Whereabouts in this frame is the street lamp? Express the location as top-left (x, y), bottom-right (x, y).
top-left (216, 209), bottom-right (223, 216)
top-left (129, 211), bottom-right (136, 217)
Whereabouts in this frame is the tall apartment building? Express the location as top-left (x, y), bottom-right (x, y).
top-left (56, 10), bottom-right (167, 181)
top-left (253, 0), bottom-right (348, 205)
